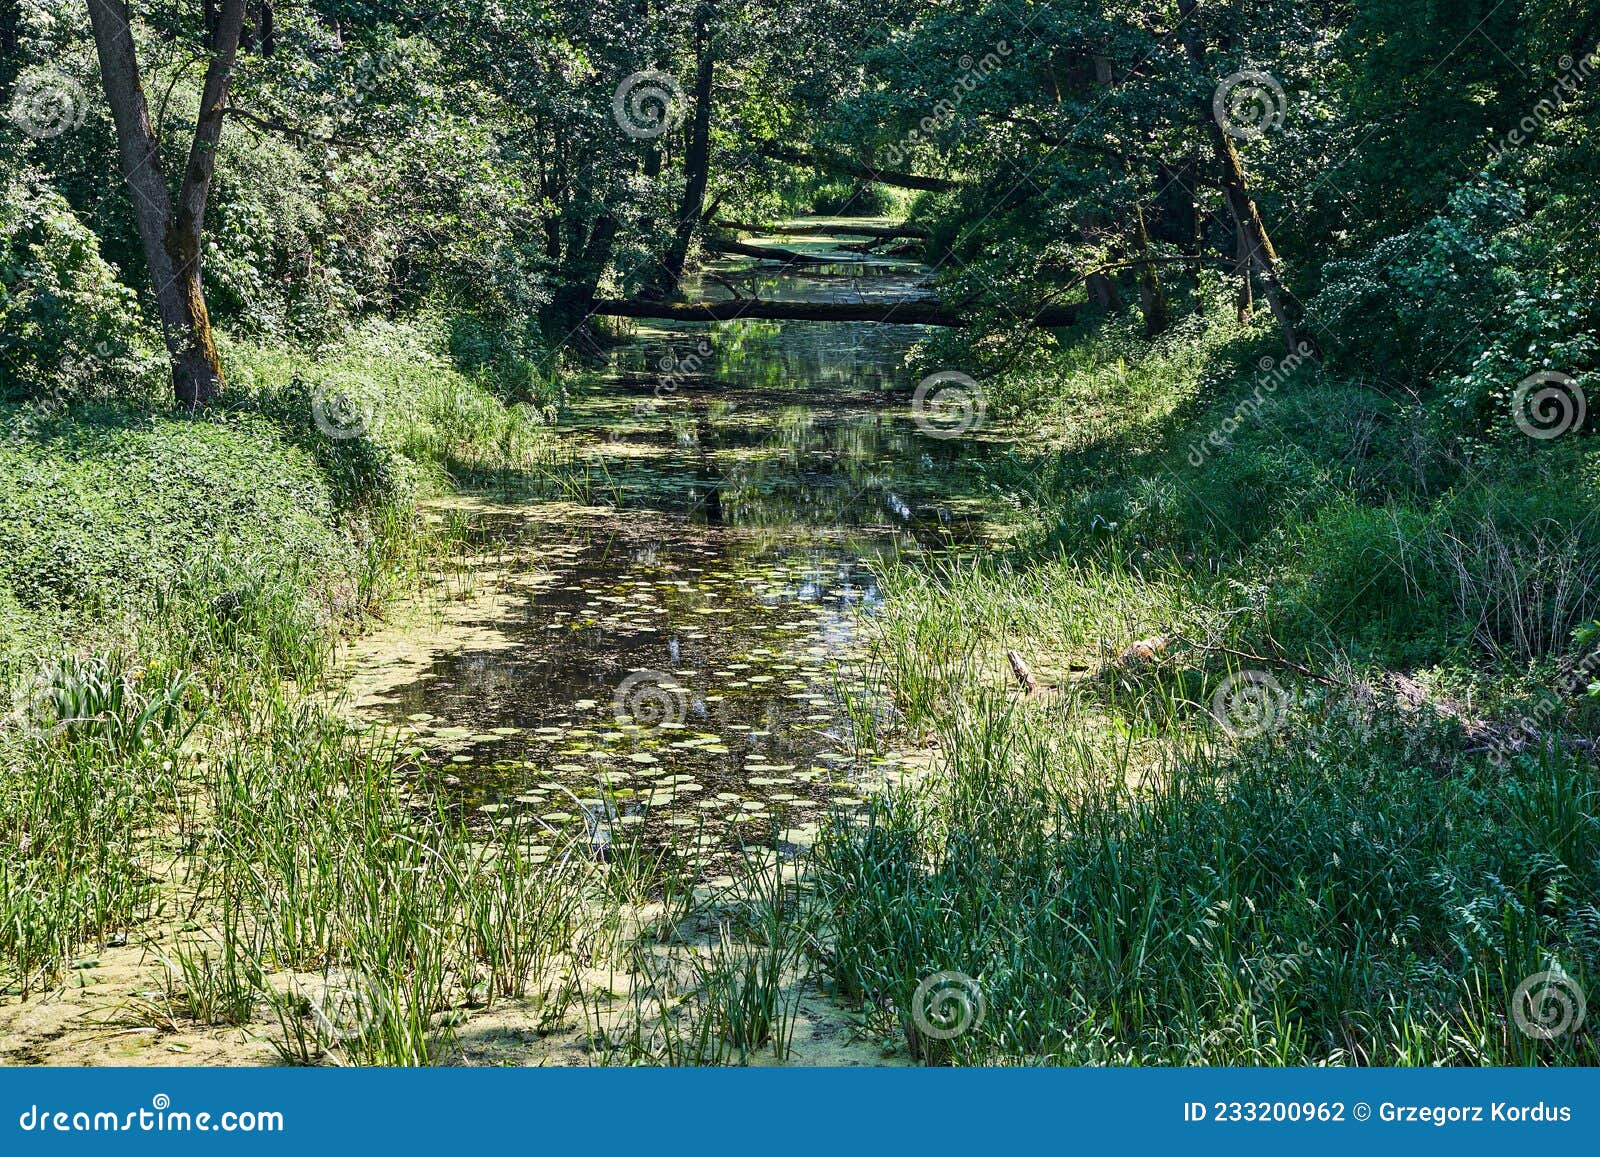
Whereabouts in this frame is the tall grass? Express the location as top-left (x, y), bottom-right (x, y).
top-left (813, 681), bottom-right (1599, 1065)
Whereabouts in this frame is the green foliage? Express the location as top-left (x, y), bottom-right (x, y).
top-left (0, 404), bottom-right (344, 646)
top-left (1310, 177), bottom-right (1597, 436)
top-left (224, 317), bottom-right (562, 497)
top-left (1268, 474), bottom-right (1600, 665)
top-left (807, 180), bottom-right (894, 217)
top-left (815, 696), bottom-right (1600, 1064)
top-left (0, 174), bottom-right (159, 403)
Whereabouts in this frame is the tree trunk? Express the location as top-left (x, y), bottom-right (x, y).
top-left (756, 143), bottom-right (958, 193)
top-left (1235, 228), bottom-right (1254, 323)
top-left (0, 1), bottom-right (20, 86)
top-left (649, 2), bottom-right (716, 297)
top-left (546, 214), bottom-right (621, 338)
top-left (717, 220), bottom-right (930, 240)
top-left (1081, 215), bottom-right (1123, 314)
top-left (1173, 0), bottom-right (1309, 356)
top-left (704, 237), bottom-right (860, 265)
top-left (1133, 200), bottom-right (1170, 337)
top-left (87, 0), bottom-right (245, 406)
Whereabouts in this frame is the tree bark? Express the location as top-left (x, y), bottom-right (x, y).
top-left (1173, 0), bottom-right (1308, 355)
top-left (717, 220), bottom-right (930, 240)
top-left (757, 143), bottom-right (959, 193)
top-left (648, 1), bottom-right (716, 297)
top-left (87, 0), bottom-right (245, 406)
top-left (546, 214), bottom-right (621, 337)
top-left (703, 237), bottom-right (861, 265)
top-left (1133, 200), bottom-right (1170, 336)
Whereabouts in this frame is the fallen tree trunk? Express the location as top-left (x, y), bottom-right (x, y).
top-left (590, 297), bottom-right (1080, 328)
top-left (757, 144), bottom-right (959, 192)
top-left (703, 237), bottom-right (863, 265)
top-left (717, 219), bottom-right (931, 240)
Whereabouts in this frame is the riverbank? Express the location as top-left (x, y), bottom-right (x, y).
top-left (820, 312), bottom-right (1600, 1065)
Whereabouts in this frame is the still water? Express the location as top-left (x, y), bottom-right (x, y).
top-left (359, 244), bottom-right (1000, 868)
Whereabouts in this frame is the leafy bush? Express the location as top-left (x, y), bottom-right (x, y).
top-left (0, 173), bottom-right (159, 402)
top-left (1309, 177), bottom-right (1597, 438)
top-left (0, 403), bottom-right (346, 653)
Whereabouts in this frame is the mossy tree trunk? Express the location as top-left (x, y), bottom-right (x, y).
top-left (86, 0), bottom-right (246, 406)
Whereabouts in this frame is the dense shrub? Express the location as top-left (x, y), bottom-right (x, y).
top-left (0, 403), bottom-right (346, 657)
top-left (0, 174), bottom-right (159, 403)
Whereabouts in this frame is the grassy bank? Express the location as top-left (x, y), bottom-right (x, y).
top-left (816, 311), bottom-right (1600, 1065)
top-left (0, 320), bottom-right (578, 1061)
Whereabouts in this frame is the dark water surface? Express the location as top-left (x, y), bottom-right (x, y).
top-left (366, 240), bottom-right (1000, 867)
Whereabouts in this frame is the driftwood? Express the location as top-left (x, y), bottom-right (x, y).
top-left (590, 297), bottom-right (1081, 329)
top-left (1007, 649), bottom-right (1039, 695)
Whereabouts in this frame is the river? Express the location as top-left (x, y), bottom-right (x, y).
top-left (348, 229), bottom-right (999, 873)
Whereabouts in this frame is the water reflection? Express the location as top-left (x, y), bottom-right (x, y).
top-left (363, 249), bottom-right (987, 868)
